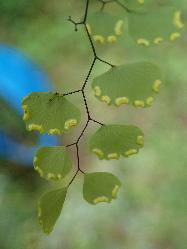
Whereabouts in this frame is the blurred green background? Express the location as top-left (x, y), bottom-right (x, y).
top-left (0, 0), bottom-right (187, 248)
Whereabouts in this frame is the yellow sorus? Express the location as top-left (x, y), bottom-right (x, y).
top-left (125, 149), bottom-right (138, 157)
top-left (134, 100), bottom-right (145, 108)
top-left (92, 148), bottom-right (104, 159)
top-left (154, 37), bottom-right (164, 45)
top-left (170, 32), bottom-right (181, 41)
top-left (38, 207), bottom-right (42, 218)
top-left (22, 95), bottom-right (29, 102)
top-left (49, 128), bottom-right (61, 135)
top-left (136, 135), bottom-right (144, 146)
top-left (107, 153), bottom-right (119, 160)
top-left (34, 165), bottom-right (43, 177)
top-left (138, 0), bottom-right (144, 4)
top-left (28, 124), bottom-right (44, 133)
top-left (137, 38), bottom-right (150, 47)
top-left (64, 119), bottom-right (77, 130)
top-left (23, 111), bottom-right (29, 121)
top-left (94, 86), bottom-right (102, 97)
top-left (101, 95), bottom-right (111, 105)
top-left (93, 196), bottom-right (110, 204)
top-left (47, 173), bottom-right (56, 180)
top-left (174, 11), bottom-right (184, 29)
top-left (146, 96), bottom-right (154, 106)
top-left (112, 185), bottom-right (120, 198)
top-left (86, 24), bottom-right (92, 34)
top-left (38, 213), bottom-right (50, 234)
top-left (93, 35), bottom-right (105, 44)
top-left (22, 105), bottom-right (29, 121)
top-left (115, 97), bottom-right (129, 107)
top-left (33, 156), bottom-right (38, 164)
top-left (114, 20), bottom-right (124, 36)
top-left (57, 174), bottom-right (62, 180)
top-left (47, 173), bottom-right (62, 180)
top-left (152, 79), bottom-right (162, 93)
top-left (107, 35), bottom-right (117, 44)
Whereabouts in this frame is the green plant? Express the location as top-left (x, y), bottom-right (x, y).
top-left (22, 0), bottom-right (184, 234)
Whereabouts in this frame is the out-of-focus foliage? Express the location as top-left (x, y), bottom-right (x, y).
top-left (0, 98), bottom-right (37, 144)
top-left (0, 0), bottom-right (45, 20)
top-left (0, 0), bottom-right (187, 248)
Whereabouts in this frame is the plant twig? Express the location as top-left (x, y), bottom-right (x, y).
top-left (98, 0), bottom-right (135, 13)
top-left (66, 0), bottom-right (112, 186)
top-left (66, 0), bottom-right (137, 187)
top-left (98, 0), bottom-right (115, 11)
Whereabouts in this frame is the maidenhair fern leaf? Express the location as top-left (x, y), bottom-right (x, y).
top-left (90, 124), bottom-right (144, 160)
top-left (83, 172), bottom-right (121, 204)
top-left (128, 7), bottom-right (184, 46)
top-left (22, 92), bottom-right (81, 135)
top-left (34, 146), bottom-right (72, 181)
top-left (86, 12), bottom-right (126, 44)
top-left (38, 188), bottom-right (67, 234)
top-left (92, 61), bottom-right (162, 107)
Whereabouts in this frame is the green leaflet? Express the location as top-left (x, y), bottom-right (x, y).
top-left (128, 7), bottom-right (184, 46)
top-left (92, 61), bottom-right (162, 107)
top-left (90, 124), bottom-right (144, 160)
top-left (86, 12), bottom-right (126, 44)
top-left (83, 172), bottom-right (121, 205)
top-left (34, 146), bottom-right (72, 181)
top-left (22, 92), bottom-right (81, 135)
top-left (38, 188), bottom-right (67, 234)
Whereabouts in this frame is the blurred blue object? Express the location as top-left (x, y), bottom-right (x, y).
top-left (0, 130), bottom-right (57, 166)
top-left (0, 44), bottom-right (58, 166)
top-left (0, 45), bottom-right (51, 113)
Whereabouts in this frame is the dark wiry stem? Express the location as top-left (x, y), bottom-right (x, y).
top-left (66, 0), bottom-right (111, 187)
top-left (98, 0), bottom-right (135, 13)
top-left (98, 0), bottom-right (115, 11)
top-left (115, 0), bottom-right (133, 13)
